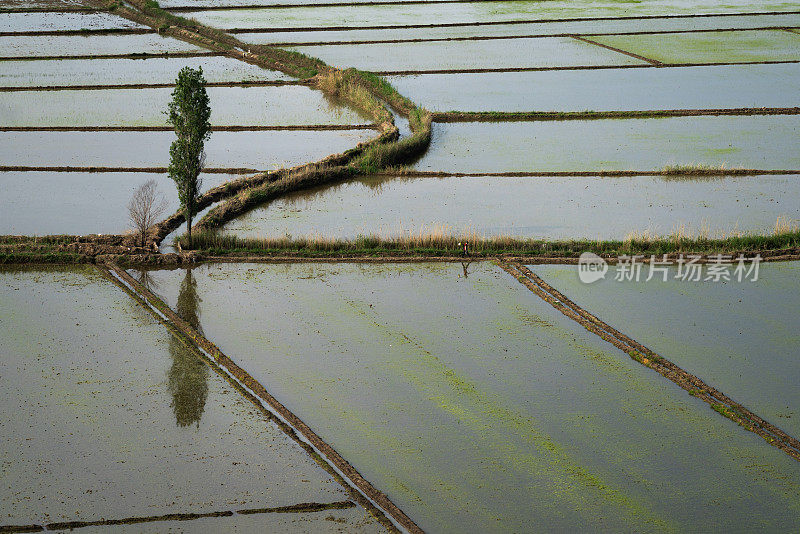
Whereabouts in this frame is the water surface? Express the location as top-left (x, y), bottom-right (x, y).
top-left (0, 129), bottom-right (375, 169)
top-left (221, 173), bottom-right (800, 241)
top-left (0, 56), bottom-right (290, 87)
top-left (143, 262), bottom-right (800, 534)
top-left (285, 36), bottom-right (645, 71)
top-left (0, 86), bottom-right (369, 127)
top-left (532, 262), bottom-right (800, 438)
top-left (0, 34), bottom-right (204, 58)
top-left (414, 116), bottom-right (800, 172)
top-left (387, 63), bottom-right (800, 111)
top-left (239, 14), bottom-right (800, 44)
top-left (185, 1), bottom-right (800, 30)
top-left (0, 266), bottom-right (355, 525)
top-left (594, 29), bottom-right (800, 63)
top-left (0, 172), bottom-right (236, 236)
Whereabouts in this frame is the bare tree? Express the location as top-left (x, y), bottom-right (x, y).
top-left (128, 179), bottom-right (167, 249)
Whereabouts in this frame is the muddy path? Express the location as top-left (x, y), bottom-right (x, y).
top-left (0, 501), bottom-right (356, 533)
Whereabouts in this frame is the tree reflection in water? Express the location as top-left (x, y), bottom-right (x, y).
top-left (168, 269), bottom-right (209, 428)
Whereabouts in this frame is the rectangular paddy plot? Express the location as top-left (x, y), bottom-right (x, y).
top-left (0, 130), bottom-right (375, 170)
top-left (592, 29), bottom-right (800, 64)
top-left (220, 174), bottom-right (800, 241)
top-left (0, 33), bottom-right (205, 58)
top-left (0, 172), bottom-right (238, 236)
top-left (0, 56), bottom-right (291, 87)
top-left (283, 37), bottom-right (646, 72)
top-left (142, 262), bottom-right (800, 533)
top-left (531, 262), bottom-right (800, 439)
top-left (0, 86), bottom-right (370, 127)
top-left (239, 13), bottom-right (800, 45)
top-left (0, 266), bottom-right (373, 528)
top-left (0, 11), bottom-right (145, 33)
top-left (274, 16), bottom-right (800, 47)
top-left (413, 116), bottom-right (800, 173)
top-left (387, 63), bottom-right (800, 112)
top-left (183, 1), bottom-right (800, 31)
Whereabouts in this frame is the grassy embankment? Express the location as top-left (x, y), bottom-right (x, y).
top-left (176, 218), bottom-right (800, 259)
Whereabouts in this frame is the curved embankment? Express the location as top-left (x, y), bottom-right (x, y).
top-left (92, 0), bottom-right (432, 247)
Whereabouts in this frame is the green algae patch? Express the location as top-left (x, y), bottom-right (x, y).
top-left (532, 262), bottom-right (800, 439)
top-left (592, 29), bottom-right (800, 64)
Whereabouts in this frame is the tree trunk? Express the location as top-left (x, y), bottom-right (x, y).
top-left (186, 215), bottom-right (192, 246)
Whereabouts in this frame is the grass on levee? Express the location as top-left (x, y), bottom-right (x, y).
top-left (177, 218), bottom-right (800, 258)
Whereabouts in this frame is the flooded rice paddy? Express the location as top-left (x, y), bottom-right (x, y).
top-left (0, 172), bottom-right (235, 236)
top-left (184, 1), bottom-right (800, 30)
top-left (239, 13), bottom-right (800, 45)
top-left (3, 0), bottom-right (800, 532)
top-left (140, 262), bottom-right (800, 533)
top-left (0, 33), bottom-right (206, 57)
top-left (285, 37), bottom-right (646, 71)
top-left (387, 63), bottom-right (800, 112)
top-left (0, 266), bottom-right (373, 526)
top-left (593, 29), bottom-right (800, 64)
top-left (0, 11), bottom-right (145, 32)
top-left (221, 173), bottom-right (800, 241)
top-left (531, 262), bottom-right (800, 438)
top-left (0, 129), bottom-right (375, 170)
top-left (414, 116), bottom-right (800, 173)
top-left (0, 56), bottom-right (292, 87)
top-left (0, 86), bottom-right (370, 127)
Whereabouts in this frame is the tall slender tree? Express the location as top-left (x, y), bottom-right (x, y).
top-left (167, 66), bottom-right (211, 245)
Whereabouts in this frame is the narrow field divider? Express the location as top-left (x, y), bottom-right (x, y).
top-left (0, 80), bottom-right (310, 92)
top-left (431, 107), bottom-right (800, 122)
top-left (0, 501), bottom-right (357, 533)
top-left (0, 125), bottom-right (377, 132)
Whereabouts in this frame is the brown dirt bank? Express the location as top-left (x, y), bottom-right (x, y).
top-left (431, 107), bottom-right (800, 122)
top-left (0, 28), bottom-right (154, 37)
top-left (0, 52), bottom-right (224, 61)
top-left (0, 166), bottom-right (262, 173)
top-left (0, 125), bottom-right (377, 132)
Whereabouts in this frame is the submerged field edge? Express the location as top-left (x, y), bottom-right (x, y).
top-left (0, 501), bottom-right (356, 533)
top-left (0, 80), bottom-right (310, 91)
top-left (431, 107), bottom-right (800, 122)
top-left (100, 264), bottom-right (418, 534)
top-left (0, 125), bottom-right (377, 132)
top-left (500, 262), bottom-right (800, 461)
